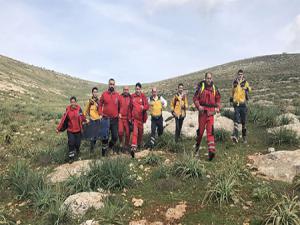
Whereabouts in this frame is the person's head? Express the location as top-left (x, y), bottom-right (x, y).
top-left (135, 82), bottom-right (142, 95)
top-left (178, 83), bottom-right (184, 94)
top-left (70, 96), bottom-right (77, 108)
top-left (151, 87), bottom-right (157, 97)
top-left (237, 69), bottom-right (244, 80)
top-left (205, 72), bottom-right (213, 86)
top-left (108, 78), bottom-right (115, 92)
top-left (123, 86), bottom-right (129, 95)
top-left (92, 87), bottom-right (98, 98)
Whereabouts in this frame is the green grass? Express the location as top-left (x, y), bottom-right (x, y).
top-left (248, 105), bottom-right (280, 128)
top-left (214, 128), bottom-right (231, 142)
top-left (268, 128), bottom-right (299, 146)
top-left (252, 183), bottom-right (276, 202)
top-left (140, 153), bottom-right (163, 166)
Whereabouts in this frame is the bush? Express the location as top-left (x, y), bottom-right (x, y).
top-left (31, 185), bottom-right (59, 214)
top-left (268, 128), bottom-right (299, 146)
top-left (214, 129), bottom-right (231, 142)
top-left (171, 154), bottom-right (205, 180)
top-left (34, 146), bottom-right (67, 166)
top-left (203, 172), bottom-right (238, 207)
top-left (221, 109), bottom-right (235, 120)
top-left (151, 164), bottom-right (170, 180)
top-left (64, 174), bottom-right (91, 195)
top-left (141, 153), bottom-right (163, 166)
top-left (7, 161), bottom-right (44, 199)
top-left (97, 196), bottom-right (131, 225)
top-left (293, 175), bottom-right (300, 192)
top-left (87, 157), bottom-right (135, 191)
top-left (264, 195), bottom-right (300, 225)
top-left (155, 132), bottom-right (186, 153)
top-left (248, 105), bottom-right (280, 127)
top-left (278, 115), bottom-right (291, 126)
top-left (252, 184), bottom-right (276, 201)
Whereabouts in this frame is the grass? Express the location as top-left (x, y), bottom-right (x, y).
top-left (171, 154), bottom-right (206, 180)
top-left (214, 128), bottom-right (231, 142)
top-left (248, 105), bottom-right (280, 128)
top-left (264, 194), bottom-right (300, 225)
top-left (252, 183), bottom-right (276, 201)
top-left (268, 127), bottom-right (299, 146)
top-left (0, 207), bottom-right (15, 225)
top-left (202, 172), bottom-right (238, 207)
top-left (140, 153), bottom-right (163, 166)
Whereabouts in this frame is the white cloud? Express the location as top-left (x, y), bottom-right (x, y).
top-left (145, 0), bottom-right (237, 13)
top-left (280, 14), bottom-right (300, 52)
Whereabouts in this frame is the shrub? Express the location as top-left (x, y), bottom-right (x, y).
top-left (203, 173), bottom-right (238, 207)
top-left (151, 164), bottom-right (170, 180)
top-left (221, 109), bottom-right (235, 120)
top-left (141, 153), bottom-right (163, 166)
top-left (155, 132), bottom-right (186, 153)
top-left (252, 184), bottom-right (276, 201)
top-left (264, 195), bottom-right (300, 225)
top-left (278, 115), bottom-right (291, 126)
top-left (214, 129), bottom-right (231, 142)
top-left (293, 175), bottom-right (300, 192)
top-left (34, 146), bottom-right (67, 166)
top-left (64, 174), bottom-right (91, 195)
top-left (87, 157), bottom-right (135, 191)
top-left (171, 154), bottom-right (205, 180)
top-left (248, 105), bottom-right (280, 127)
top-left (268, 128), bottom-right (299, 146)
top-left (31, 185), bottom-right (59, 214)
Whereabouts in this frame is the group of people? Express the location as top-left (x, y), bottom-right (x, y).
top-left (56, 69), bottom-right (251, 162)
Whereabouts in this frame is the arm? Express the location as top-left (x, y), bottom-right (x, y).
top-left (170, 96), bottom-right (175, 112)
top-left (184, 95), bottom-right (188, 109)
top-left (98, 93), bottom-right (104, 116)
top-left (161, 96), bottom-right (168, 108)
top-left (143, 95), bottom-right (150, 111)
top-left (193, 91), bottom-right (202, 111)
top-left (215, 90), bottom-right (221, 112)
top-left (83, 100), bottom-right (90, 117)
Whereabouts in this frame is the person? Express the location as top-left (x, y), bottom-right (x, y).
top-left (83, 87), bottom-right (101, 152)
top-left (118, 86), bottom-right (132, 152)
top-left (193, 72), bottom-right (221, 161)
top-left (98, 78), bottom-right (120, 156)
top-left (130, 82), bottom-right (149, 158)
top-left (56, 96), bottom-right (86, 162)
top-left (171, 83), bottom-right (188, 142)
top-left (148, 87), bottom-right (167, 148)
top-left (230, 69), bottom-right (251, 144)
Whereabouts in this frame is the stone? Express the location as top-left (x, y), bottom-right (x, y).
top-left (165, 201), bottom-right (187, 221)
top-left (267, 147), bottom-right (275, 153)
top-left (132, 198), bottom-right (144, 207)
top-left (62, 192), bottom-right (107, 217)
top-left (80, 220), bottom-right (99, 225)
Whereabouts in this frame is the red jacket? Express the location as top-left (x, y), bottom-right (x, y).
top-left (193, 81), bottom-right (221, 112)
top-left (98, 90), bottom-right (120, 118)
top-left (119, 93), bottom-right (132, 120)
top-left (57, 105), bottom-right (86, 133)
top-left (131, 93), bottom-right (149, 122)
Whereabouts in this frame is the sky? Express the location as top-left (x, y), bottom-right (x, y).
top-left (0, 0), bottom-right (299, 84)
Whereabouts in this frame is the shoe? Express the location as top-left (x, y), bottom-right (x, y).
top-left (231, 136), bottom-right (238, 144)
top-left (242, 136), bottom-right (247, 144)
top-left (208, 152), bottom-right (215, 161)
top-left (130, 147), bottom-right (136, 158)
top-left (194, 143), bottom-right (200, 158)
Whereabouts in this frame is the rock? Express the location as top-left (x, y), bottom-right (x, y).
top-left (47, 160), bottom-right (93, 183)
top-left (62, 192), bottom-right (107, 217)
top-left (132, 198), bottom-right (144, 207)
top-left (164, 159), bottom-right (171, 165)
top-left (129, 220), bottom-right (148, 225)
top-left (277, 113), bottom-right (299, 124)
top-left (267, 147), bottom-right (275, 153)
top-left (144, 111), bottom-right (234, 137)
top-left (165, 201), bottom-right (187, 221)
top-left (80, 220), bottom-right (99, 225)
top-left (248, 149), bottom-right (300, 183)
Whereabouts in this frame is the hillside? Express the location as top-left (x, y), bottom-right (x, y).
top-left (1, 54), bottom-right (300, 225)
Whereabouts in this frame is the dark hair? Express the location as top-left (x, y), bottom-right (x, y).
top-left (178, 83), bottom-right (184, 88)
top-left (205, 72), bottom-right (212, 78)
top-left (238, 69), bottom-right (244, 74)
top-left (92, 87), bottom-right (98, 92)
top-left (135, 82), bottom-right (142, 88)
top-left (109, 78), bottom-right (115, 83)
top-left (70, 96), bottom-right (77, 102)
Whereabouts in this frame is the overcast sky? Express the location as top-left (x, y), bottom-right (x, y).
top-left (0, 0), bottom-right (299, 84)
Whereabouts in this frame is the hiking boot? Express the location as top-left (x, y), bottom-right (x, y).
top-left (130, 147), bottom-right (136, 158)
top-left (242, 136), bottom-right (247, 144)
top-left (231, 136), bottom-right (238, 144)
top-left (208, 151), bottom-right (215, 161)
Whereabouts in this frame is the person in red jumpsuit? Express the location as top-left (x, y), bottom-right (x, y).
top-left (130, 82), bottom-right (149, 158)
top-left (118, 86), bottom-right (132, 152)
top-left (193, 72), bottom-right (221, 161)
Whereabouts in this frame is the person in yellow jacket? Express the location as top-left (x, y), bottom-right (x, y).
top-left (171, 83), bottom-right (188, 142)
top-left (83, 87), bottom-right (101, 152)
top-left (147, 87), bottom-right (167, 148)
top-left (230, 69), bottom-right (251, 144)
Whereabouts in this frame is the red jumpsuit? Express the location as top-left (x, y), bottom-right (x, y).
top-left (130, 93), bottom-right (149, 148)
top-left (193, 81), bottom-right (221, 155)
top-left (118, 93), bottom-right (132, 147)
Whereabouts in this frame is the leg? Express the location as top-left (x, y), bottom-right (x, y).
top-left (240, 106), bottom-right (247, 143)
top-left (123, 119), bottom-right (130, 147)
top-left (175, 117), bottom-right (180, 142)
top-left (178, 117), bottom-right (184, 137)
top-left (232, 106), bottom-right (240, 142)
top-left (157, 116), bottom-right (164, 136)
top-left (109, 118), bottom-right (119, 149)
top-left (118, 118), bottom-right (124, 147)
top-left (206, 116), bottom-right (216, 161)
top-left (67, 131), bottom-right (76, 161)
top-left (149, 118), bottom-right (157, 148)
top-left (74, 132), bottom-right (81, 155)
top-left (195, 113), bottom-right (207, 156)
top-left (137, 121), bottom-right (144, 148)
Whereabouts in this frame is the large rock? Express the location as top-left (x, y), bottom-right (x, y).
top-left (248, 149), bottom-right (300, 183)
top-left (144, 111), bottom-right (234, 137)
top-left (47, 160), bottom-right (93, 183)
top-left (63, 192), bottom-right (108, 217)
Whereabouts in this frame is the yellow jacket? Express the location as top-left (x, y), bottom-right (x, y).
top-left (232, 78), bottom-right (251, 105)
top-left (171, 93), bottom-right (188, 117)
top-left (148, 95), bottom-right (167, 117)
top-left (83, 97), bottom-right (101, 120)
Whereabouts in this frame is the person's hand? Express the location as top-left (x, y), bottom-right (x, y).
top-left (141, 105), bottom-right (144, 110)
top-left (198, 106), bottom-right (204, 111)
top-left (56, 129), bottom-right (59, 134)
top-left (119, 113), bottom-right (122, 119)
top-left (215, 108), bottom-right (220, 113)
